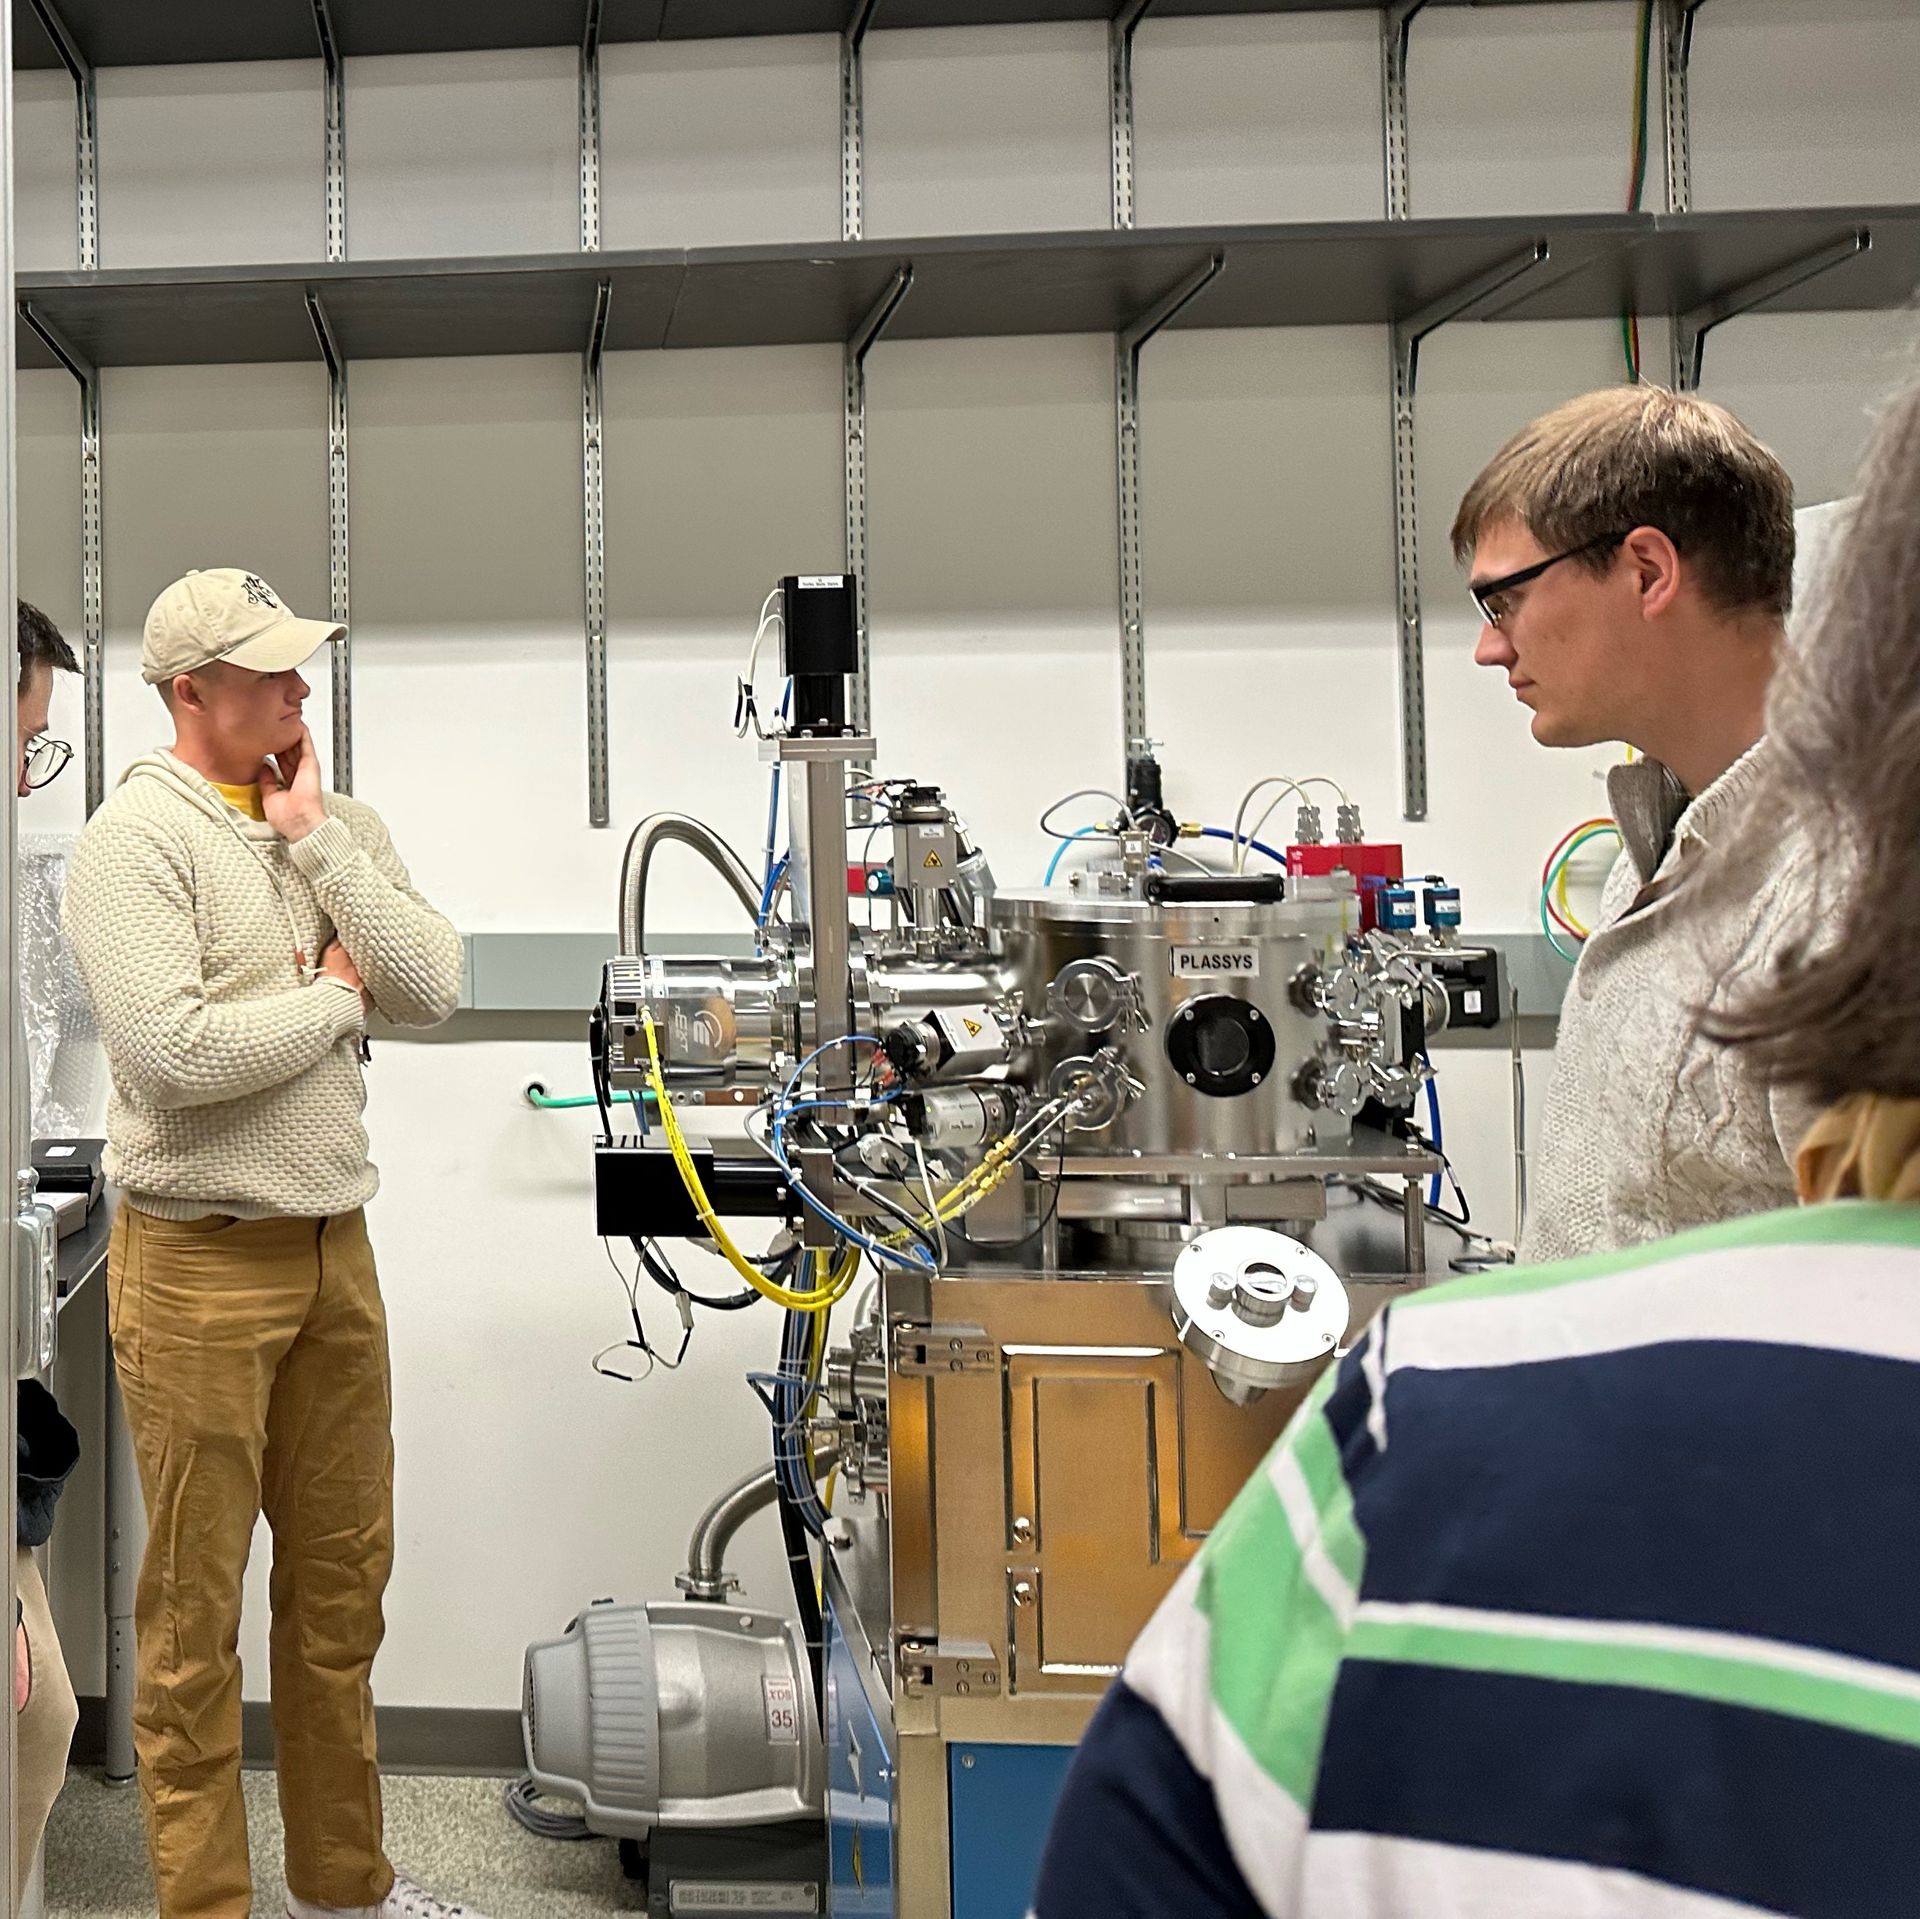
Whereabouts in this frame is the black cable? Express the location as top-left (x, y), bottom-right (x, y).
top-left (830, 1147), bottom-right (941, 1263)
top-left (771, 1306), bottom-right (832, 1538)
top-left (1407, 1127), bottom-right (1473, 1227)
top-left (633, 1237), bottom-right (759, 1313)
top-left (948, 1144), bottom-right (1065, 1256)
top-left (1336, 1173), bottom-right (1484, 1244)
top-left (589, 1014), bottom-right (616, 1147)
top-left (775, 1477), bottom-right (826, 1722)
top-left (594, 1240), bottom-right (691, 1381)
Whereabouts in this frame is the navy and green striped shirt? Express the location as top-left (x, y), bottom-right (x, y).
top-left (1035, 1202), bottom-right (1920, 1919)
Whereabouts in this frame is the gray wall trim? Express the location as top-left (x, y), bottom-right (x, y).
top-left (451, 928), bottom-right (1573, 1019)
top-left (73, 1698), bottom-right (526, 1778)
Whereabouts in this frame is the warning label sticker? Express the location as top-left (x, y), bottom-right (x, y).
top-left (923, 850), bottom-right (944, 869)
top-left (962, 1017), bottom-right (983, 1037)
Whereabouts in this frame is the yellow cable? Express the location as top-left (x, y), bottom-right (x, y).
top-left (1554, 861), bottom-right (1592, 940)
top-left (641, 1012), bottom-right (858, 1313)
top-left (878, 1132), bottom-right (1024, 1248)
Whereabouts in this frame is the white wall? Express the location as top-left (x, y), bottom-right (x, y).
top-left (16, 0), bottom-right (1920, 1712)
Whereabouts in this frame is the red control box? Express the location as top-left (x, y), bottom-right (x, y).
top-left (1289, 842), bottom-right (1405, 930)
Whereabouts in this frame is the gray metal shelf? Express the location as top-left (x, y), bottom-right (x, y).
top-left (15, 205), bottom-right (1907, 369)
top-left (13, 0), bottom-right (1621, 72)
top-left (18, 0), bottom-right (1902, 831)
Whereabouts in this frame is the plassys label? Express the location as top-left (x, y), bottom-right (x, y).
top-left (1170, 946), bottom-right (1259, 978)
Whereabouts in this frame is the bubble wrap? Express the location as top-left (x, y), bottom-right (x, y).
top-left (19, 833), bottom-right (101, 1139)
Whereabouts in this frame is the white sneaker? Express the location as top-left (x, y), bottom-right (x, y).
top-left (380, 1878), bottom-right (491, 1919)
top-left (288, 1875), bottom-right (491, 1919)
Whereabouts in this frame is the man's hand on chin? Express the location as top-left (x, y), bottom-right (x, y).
top-left (260, 724), bottom-right (328, 842)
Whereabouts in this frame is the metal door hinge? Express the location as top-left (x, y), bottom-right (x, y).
top-left (891, 1321), bottom-right (996, 1377)
top-left (896, 1636), bottom-right (1001, 1699)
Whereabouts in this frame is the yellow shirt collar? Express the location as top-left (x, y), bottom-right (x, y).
top-left (210, 780), bottom-right (266, 823)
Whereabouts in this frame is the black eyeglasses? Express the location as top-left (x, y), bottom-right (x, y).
top-left (1470, 532), bottom-right (1629, 628)
top-left (23, 738), bottom-right (72, 790)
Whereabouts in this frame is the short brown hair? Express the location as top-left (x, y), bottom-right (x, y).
top-left (17, 600), bottom-right (77, 697)
top-left (1451, 386), bottom-right (1796, 622)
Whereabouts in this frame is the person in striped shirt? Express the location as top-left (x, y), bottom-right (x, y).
top-left (1032, 383), bottom-right (1920, 1919)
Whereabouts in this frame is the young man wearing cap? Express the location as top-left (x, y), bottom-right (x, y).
top-left (62, 570), bottom-right (475, 1919)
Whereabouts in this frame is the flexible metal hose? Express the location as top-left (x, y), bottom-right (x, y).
top-left (681, 1446), bottom-right (833, 1602)
top-left (617, 812), bottom-right (762, 956)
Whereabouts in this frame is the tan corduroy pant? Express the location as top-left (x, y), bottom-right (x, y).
top-left (16, 1545), bottom-right (79, 1896)
top-left (108, 1205), bottom-right (397, 1919)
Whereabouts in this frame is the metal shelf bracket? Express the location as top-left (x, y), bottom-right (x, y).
top-left (1116, 251), bottom-right (1224, 762)
top-left (846, 266), bottom-right (915, 748)
top-left (581, 0), bottom-right (605, 253)
top-left (312, 0), bottom-right (346, 263)
top-left (1659, 0), bottom-right (1709, 218)
top-left (1380, 0), bottom-right (1430, 222)
top-left (305, 290), bottom-right (352, 793)
top-left (23, 1), bottom-right (104, 823)
top-left (27, 0), bottom-right (96, 272)
top-left (583, 279), bottom-right (613, 828)
top-left (1672, 228), bottom-right (1870, 393)
top-left (1389, 240), bottom-right (1551, 822)
top-left (1109, 0), bottom-right (1156, 232)
top-left (842, 0), bottom-right (879, 244)
top-left (19, 303), bottom-right (103, 819)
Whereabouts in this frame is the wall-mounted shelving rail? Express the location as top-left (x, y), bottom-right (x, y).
top-left (10, 0), bottom-right (1901, 822)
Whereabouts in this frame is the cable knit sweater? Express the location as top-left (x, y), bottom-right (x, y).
top-left (1520, 742), bottom-right (1820, 1265)
top-left (63, 752), bottom-right (463, 1220)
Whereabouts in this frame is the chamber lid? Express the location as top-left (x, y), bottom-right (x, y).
top-left (1170, 1226), bottom-right (1349, 1392)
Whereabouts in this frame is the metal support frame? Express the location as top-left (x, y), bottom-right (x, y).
top-left (1109, 0), bottom-right (1155, 231)
top-left (28, 0), bottom-right (97, 271)
top-left (1380, 0), bottom-right (1429, 221)
top-left (580, 0), bottom-right (604, 252)
top-left (1671, 229), bottom-right (1870, 394)
top-left (21, 305), bottom-right (104, 819)
top-left (1659, 0), bottom-right (1707, 219)
top-left (1115, 254), bottom-right (1223, 760)
top-left (842, 0), bottom-right (878, 243)
top-left (846, 267), bottom-right (914, 744)
top-left (578, 2), bottom-right (609, 825)
top-left (0, 4), bottom-right (19, 1877)
top-left (1389, 243), bottom-right (1550, 821)
top-left (582, 280), bottom-right (613, 828)
top-left (312, 0), bottom-right (345, 263)
top-left (306, 292), bottom-right (353, 792)
top-left (23, 2), bottom-right (104, 815)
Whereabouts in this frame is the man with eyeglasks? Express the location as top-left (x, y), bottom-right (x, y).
top-left (12, 599), bottom-right (83, 1890)
top-left (1452, 385), bottom-right (1815, 1264)
top-left (18, 600), bottom-right (76, 798)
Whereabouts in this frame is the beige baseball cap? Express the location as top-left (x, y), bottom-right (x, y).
top-left (141, 568), bottom-right (343, 686)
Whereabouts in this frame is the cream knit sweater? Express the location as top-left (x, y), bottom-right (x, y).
top-left (63, 752), bottom-right (463, 1220)
top-left (1520, 742), bottom-right (1820, 1265)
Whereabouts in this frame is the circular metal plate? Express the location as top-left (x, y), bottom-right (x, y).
top-left (1170, 1226), bottom-right (1348, 1398)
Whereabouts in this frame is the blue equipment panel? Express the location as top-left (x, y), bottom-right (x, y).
top-left (826, 1595), bottom-right (894, 1916)
top-left (947, 1743), bottom-right (1076, 1919)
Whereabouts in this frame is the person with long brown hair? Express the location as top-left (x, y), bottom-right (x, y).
top-left (1033, 386), bottom-right (1920, 1919)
